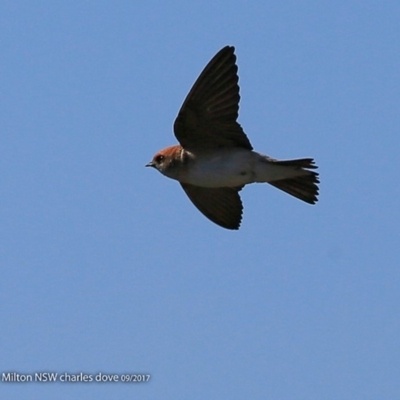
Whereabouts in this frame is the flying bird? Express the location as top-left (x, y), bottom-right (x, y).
top-left (146, 46), bottom-right (319, 230)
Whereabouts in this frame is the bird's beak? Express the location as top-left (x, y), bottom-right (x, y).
top-left (145, 161), bottom-right (155, 168)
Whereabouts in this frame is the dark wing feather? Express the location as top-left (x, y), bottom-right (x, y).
top-left (180, 183), bottom-right (243, 230)
top-left (174, 46), bottom-right (252, 151)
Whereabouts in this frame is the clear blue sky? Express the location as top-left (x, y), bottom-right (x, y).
top-left (1, 1), bottom-right (399, 399)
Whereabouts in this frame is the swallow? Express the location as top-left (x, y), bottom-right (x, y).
top-left (146, 46), bottom-right (319, 230)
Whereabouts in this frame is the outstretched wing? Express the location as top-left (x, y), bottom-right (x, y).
top-left (180, 183), bottom-right (243, 230)
top-left (174, 46), bottom-right (252, 152)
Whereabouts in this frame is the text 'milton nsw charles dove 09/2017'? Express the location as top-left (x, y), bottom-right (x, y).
top-left (146, 46), bottom-right (319, 230)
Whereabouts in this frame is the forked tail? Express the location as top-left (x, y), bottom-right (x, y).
top-left (268, 158), bottom-right (319, 204)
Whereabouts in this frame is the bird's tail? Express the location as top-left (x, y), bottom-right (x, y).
top-left (268, 158), bottom-right (319, 204)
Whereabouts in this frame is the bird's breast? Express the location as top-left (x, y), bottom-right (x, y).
top-left (182, 149), bottom-right (257, 188)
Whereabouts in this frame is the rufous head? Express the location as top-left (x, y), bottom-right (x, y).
top-left (146, 145), bottom-right (182, 175)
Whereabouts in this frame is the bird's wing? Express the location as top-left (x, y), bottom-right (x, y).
top-left (174, 46), bottom-right (252, 152)
top-left (180, 183), bottom-right (243, 230)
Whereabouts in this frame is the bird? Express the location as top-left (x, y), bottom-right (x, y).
top-left (146, 46), bottom-right (319, 230)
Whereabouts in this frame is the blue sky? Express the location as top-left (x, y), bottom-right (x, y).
top-left (1, 1), bottom-right (399, 399)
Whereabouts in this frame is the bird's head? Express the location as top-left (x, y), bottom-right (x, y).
top-left (146, 151), bottom-right (166, 171)
top-left (146, 145), bottom-right (184, 176)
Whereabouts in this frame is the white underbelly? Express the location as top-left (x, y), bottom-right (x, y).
top-left (178, 150), bottom-right (303, 187)
top-left (184, 150), bottom-right (256, 188)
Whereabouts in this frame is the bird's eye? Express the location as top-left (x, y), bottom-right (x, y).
top-left (155, 155), bottom-right (165, 163)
